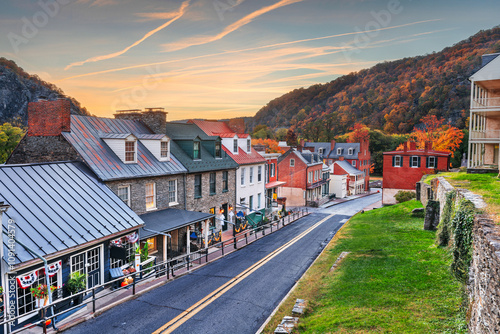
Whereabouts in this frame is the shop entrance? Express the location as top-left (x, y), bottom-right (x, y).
top-left (221, 203), bottom-right (228, 231)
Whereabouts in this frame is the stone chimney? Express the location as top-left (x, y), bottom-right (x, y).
top-left (28, 99), bottom-right (71, 136)
top-left (114, 108), bottom-right (167, 134)
top-left (227, 118), bottom-right (245, 134)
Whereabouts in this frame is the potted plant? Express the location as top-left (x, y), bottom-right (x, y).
top-left (30, 284), bottom-right (56, 307)
top-left (65, 272), bottom-right (86, 305)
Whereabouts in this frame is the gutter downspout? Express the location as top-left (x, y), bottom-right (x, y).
top-left (2, 230), bottom-right (58, 331)
top-left (183, 173), bottom-right (187, 210)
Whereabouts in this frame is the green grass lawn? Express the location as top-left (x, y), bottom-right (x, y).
top-left (263, 200), bottom-right (466, 334)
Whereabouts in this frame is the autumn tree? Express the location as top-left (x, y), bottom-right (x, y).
top-left (251, 139), bottom-right (285, 154)
top-left (398, 115), bottom-right (464, 156)
top-left (0, 123), bottom-right (24, 163)
top-left (286, 129), bottom-right (298, 147)
top-left (275, 128), bottom-right (288, 141)
top-left (346, 123), bottom-right (370, 143)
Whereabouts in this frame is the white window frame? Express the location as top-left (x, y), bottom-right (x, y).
top-left (258, 166), bottom-right (262, 182)
top-left (348, 148), bottom-right (354, 155)
top-left (241, 167), bottom-right (246, 186)
top-left (427, 156), bottom-right (436, 169)
top-left (110, 237), bottom-right (135, 269)
top-left (351, 160), bottom-right (356, 167)
top-left (318, 148), bottom-right (324, 155)
top-left (233, 139), bottom-right (238, 153)
top-left (70, 245), bottom-right (104, 291)
top-left (145, 182), bottom-right (157, 211)
top-left (193, 141), bottom-right (201, 160)
top-left (249, 167), bottom-right (254, 184)
top-left (270, 163), bottom-right (275, 177)
top-left (125, 140), bottom-right (137, 163)
top-left (337, 148), bottom-right (343, 155)
top-left (410, 156), bottom-right (420, 168)
top-left (308, 171), bottom-right (312, 183)
top-left (394, 155), bottom-right (402, 167)
top-left (247, 139), bottom-right (251, 152)
top-left (160, 140), bottom-right (169, 160)
top-left (215, 140), bottom-right (222, 159)
top-left (168, 179), bottom-right (178, 205)
top-left (258, 193), bottom-right (261, 209)
top-left (290, 159), bottom-right (295, 167)
top-left (117, 185), bottom-right (131, 207)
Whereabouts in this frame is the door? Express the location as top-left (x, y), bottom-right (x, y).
top-left (221, 203), bottom-right (228, 231)
top-left (71, 246), bottom-right (102, 291)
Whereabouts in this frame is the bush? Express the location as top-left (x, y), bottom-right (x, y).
top-left (395, 191), bottom-right (416, 203)
top-left (436, 190), bottom-right (456, 247)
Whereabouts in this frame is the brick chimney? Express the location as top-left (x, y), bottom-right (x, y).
top-left (404, 142), bottom-right (408, 153)
top-left (114, 108), bottom-right (167, 134)
top-left (28, 99), bottom-right (71, 136)
top-left (330, 140), bottom-right (336, 152)
top-left (339, 156), bottom-right (344, 161)
top-left (409, 142), bottom-right (417, 150)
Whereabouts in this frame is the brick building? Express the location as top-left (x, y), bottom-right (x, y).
top-left (277, 149), bottom-right (328, 207)
top-left (331, 159), bottom-right (365, 196)
top-left (382, 141), bottom-right (450, 204)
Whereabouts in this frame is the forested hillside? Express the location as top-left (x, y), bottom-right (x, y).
top-left (0, 58), bottom-right (89, 125)
top-left (250, 27), bottom-right (500, 139)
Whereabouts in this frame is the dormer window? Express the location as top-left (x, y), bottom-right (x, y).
top-left (161, 141), bottom-right (169, 158)
top-left (125, 140), bottom-right (136, 163)
top-left (194, 141), bottom-right (200, 159)
top-left (348, 148), bottom-right (354, 155)
top-left (337, 148), bottom-right (343, 155)
top-left (233, 139), bottom-right (238, 153)
top-left (247, 139), bottom-right (251, 152)
top-left (319, 148), bottom-right (324, 155)
top-left (215, 140), bottom-right (222, 158)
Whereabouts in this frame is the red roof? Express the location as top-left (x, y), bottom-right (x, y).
top-left (266, 180), bottom-right (286, 189)
top-left (383, 149), bottom-right (450, 156)
top-left (222, 146), bottom-right (266, 165)
top-left (189, 119), bottom-right (235, 137)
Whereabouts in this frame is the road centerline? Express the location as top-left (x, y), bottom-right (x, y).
top-left (153, 213), bottom-right (337, 334)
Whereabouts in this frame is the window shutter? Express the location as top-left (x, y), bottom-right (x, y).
top-left (392, 156), bottom-right (395, 167)
top-left (400, 156), bottom-right (403, 167)
top-left (426, 156), bottom-right (429, 168)
top-left (417, 156), bottom-right (421, 168)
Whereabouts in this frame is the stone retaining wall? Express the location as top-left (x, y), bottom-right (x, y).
top-left (417, 177), bottom-right (496, 334)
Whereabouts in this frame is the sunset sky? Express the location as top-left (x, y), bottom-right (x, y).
top-left (2, 0), bottom-right (500, 120)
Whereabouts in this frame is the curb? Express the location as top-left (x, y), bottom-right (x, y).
top-left (322, 190), bottom-right (380, 208)
top-left (256, 215), bottom-right (352, 334)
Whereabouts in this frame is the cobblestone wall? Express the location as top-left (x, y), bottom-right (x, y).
top-left (184, 170), bottom-right (236, 214)
top-left (6, 134), bottom-right (81, 164)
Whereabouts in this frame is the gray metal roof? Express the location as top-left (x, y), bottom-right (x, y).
top-left (139, 209), bottom-right (213, 239)
top-left (0, 162), bottom-right (144, 265)
top-left (303, 142), bottom-right (331, 158)
top-left (328, 143), bottom-right (360, 159)
top-left (334, 160), bottom-right (363, 175)
top-left (63, 115), bottom-right (187, 181)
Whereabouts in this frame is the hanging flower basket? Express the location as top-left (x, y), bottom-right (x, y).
top-left (30, 284), bottom-right (57, 307)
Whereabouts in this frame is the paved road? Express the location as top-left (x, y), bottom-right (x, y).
top-left (65, 194), bottom-right (381, 334)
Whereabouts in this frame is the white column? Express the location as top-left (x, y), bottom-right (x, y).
top-left (186, 227), bottom-right (190, 255)
top-left (163, 235), bottom-right (167, 262)
top-left (203, 220), bottom-right (209, 248)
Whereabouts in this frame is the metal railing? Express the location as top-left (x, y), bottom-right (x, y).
top-left (1, 208), bottom-right (309, 334)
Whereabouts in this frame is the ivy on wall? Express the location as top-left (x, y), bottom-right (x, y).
top-left (436, 190), bottom-right (456, 247)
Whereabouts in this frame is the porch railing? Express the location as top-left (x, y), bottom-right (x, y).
top-left (1, 208), bottom-right (310, 334)
top-left (471, 97), bottom-right (500, 110)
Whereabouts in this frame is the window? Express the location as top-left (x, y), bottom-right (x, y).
top-left (290, 159), bottom-right (295, 167)
top-left (351, 160), bottom-right (356, 167)
top-left (215, 140), bottom-right (222, 158)
top-left (143, 237), bottom-right (157, 253)
top-left (17, 266), bottom-right (60, 316)
top-left (427, 156), bottom-right (436, 168)
top-left (118, 185), bottom-right (130, 207)
top-left (393, 155), bottom-right (402, 167)
top-left (193, 141), bottom-right (200, 159)
top-left (318, 148), bottom-right (324, 155)
top-left (249, 195), bottom-right (253, 210)
top-left (222, 171), bottom-right (228, 192)
top-left (271, 163), bottom-right (275, 177)
top-left (233, 139), bottom-right (238, 153)
top-left (161, 141), bottom-right (169, 158)
top-left (145, 183), bottom-right (156, 210)
top-left (125, 140), bottom-right (136, 162)
top-left (168, 180), bottom-right (177, 204)
top-left (241, 168), bottom-right (245, 185)
top-left (247, 139), bottom-right (251, 152)
top-left (337, 148), bottom-right (343, 155)
top-left (348, 148), bottom-right (354, 155)
top-left (308, 171), bottom-right (313, 183)
top-left (258, 193), bottom-right (261, 209)
top-left (258, 166), bottom-right (262, 182)
top-left (265, 164), bottom-right (269, 183)
top-left (194, 174), bottom-right (202, 198)
top-left (110, 236), bottom-right (135, 269)
top-left (249, 167), bottom-right (254, 184)
top-left (210, 172), bottom-right (216, 194)
top-left (410, 156), bottom-right (421, 168)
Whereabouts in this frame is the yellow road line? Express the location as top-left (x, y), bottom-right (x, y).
top-left (153, 213), bottom-right (336, 334)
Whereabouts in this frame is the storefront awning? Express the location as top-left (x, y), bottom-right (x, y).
top-left (139, 209), bottom-right (214, 239)
top-left (265, 181), bottom-right (286, 189)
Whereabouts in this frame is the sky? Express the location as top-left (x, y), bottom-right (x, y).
top-left (1, 0), bottom-right (500, 120)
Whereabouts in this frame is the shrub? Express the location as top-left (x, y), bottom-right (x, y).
top-left (436, 190), bottom-right (456, 247)
top-left (395, 190), bottom-right (416, 203)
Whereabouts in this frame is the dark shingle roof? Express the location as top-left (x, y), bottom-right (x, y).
top-left (139, 209), bottom-right (213, 239)
top-left (63, 115), bottom-right (187, 181)
top-left (328, 143), bottom-right (360, 159)
top-left (166, 123), bottom-right (238, 173)
top-left (0, 162), bottom-right (144, 265)
top-left (303, 142), bottom-right (331, 158)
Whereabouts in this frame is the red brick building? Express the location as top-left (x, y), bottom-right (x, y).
top-left (382, 142), bottom-right (451, 204)
top-left (277, 149), bottom-right (328, 207)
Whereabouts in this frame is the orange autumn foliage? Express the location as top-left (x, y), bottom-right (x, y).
top-left (251, 138), bottom-right (285, 154)
top-left (346, 123), bottom-right (370, 143)
top-left (397, 115), bottom-right (464, 157)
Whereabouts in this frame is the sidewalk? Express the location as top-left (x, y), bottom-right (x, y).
top-left (320, 189), bottom-right (381, 208)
